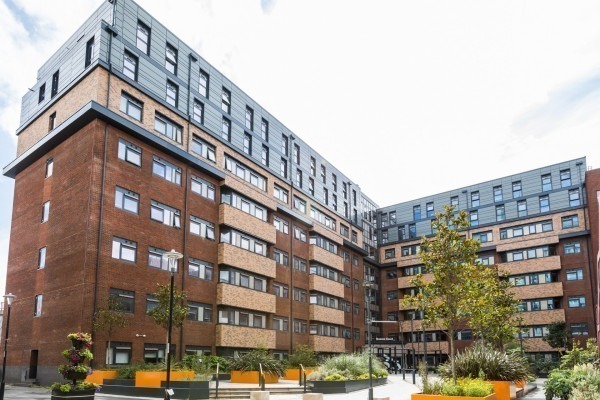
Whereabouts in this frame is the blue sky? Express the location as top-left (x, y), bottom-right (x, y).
top-left (2, 0), bottom-right (600, 296)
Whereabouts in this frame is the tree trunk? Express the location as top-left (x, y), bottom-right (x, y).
top-left (107, 338), bottom-right (112, 369)
top-left (448, 328), bottom-right (456, 383)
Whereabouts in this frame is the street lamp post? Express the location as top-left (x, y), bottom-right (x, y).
top-left (364, 279), bottom-right (374, 400)
top-left (163, 250), bottom-right (183, 400)
top-left (1, 293), bottom-right (16, 400)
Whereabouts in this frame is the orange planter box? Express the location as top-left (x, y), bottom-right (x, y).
top-left (85, 370), bottom-right (118, 384)
top-left (135, 371), bottom-right (194, 388)
top-left (412, 393), bottom-right (497, 400)
top-left (284, 369), bottom-right (315, 380)
top-left (230, 370), bottom-right (279, 384)
top-left (515, 380), bottom-right (526, 389)
top-left (492, 381), bottom-right (510, 400)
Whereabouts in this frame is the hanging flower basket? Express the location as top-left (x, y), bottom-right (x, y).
top-left (67, 371), bottom-right (89, 381)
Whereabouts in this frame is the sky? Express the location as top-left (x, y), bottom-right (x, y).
top-left (2, 0), bottom-right (600, 296)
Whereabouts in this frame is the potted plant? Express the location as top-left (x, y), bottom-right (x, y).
top-left (412, 364), bottom-right (496, 400)
top-left (229, 347), bottom-right (286, 383)
top-left (437, 343), bottom-right (530, 400)
top-left (307, 353), bottom-right (388, 393)
top-left (284, 345), bottom-right (319, 380)
top-left (51, 332), bottom-right (100, 399)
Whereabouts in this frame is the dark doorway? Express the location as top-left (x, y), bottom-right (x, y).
top-left (28, 350), bottom-right (38, 379)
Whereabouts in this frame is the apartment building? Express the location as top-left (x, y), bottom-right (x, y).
top-left (1, 0), bottom-right (372, 384)
top-left (376, 158), bottom-right (597, 366)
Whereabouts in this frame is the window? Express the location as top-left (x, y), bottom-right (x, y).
top-left (310, 207), bottom-right (336, 230)
top-left (123, 50), bottom-right (138, 81)
top-left (274, 217), bottom-right (289, 234)
top-left (166, 80), bottom-right (178, 107)
top-left (295, 169), bottom-right (302, 188)
top-left (118, 139), bottom-right (142, 166)
top-left (541, 174), bottom-right (552, 191)
top-left (85, 37), bottom-right (94, 68)
top-left (148, 247), bottom-right (172, 271)
top-left (243, 133), bottom-right (252, 155)
top-left (152, 156), bottom-right (181, 184)
top-left (471, 191), bottom-right (479, 207)
top-left (165, 43), bottom-right (177, 75)
top-left (191, 176), bottom-right (216, 200)
top-left (413, 205), bottom-right (421, 220)
top-left (450, 196), bottom-right (458, 207)
top-left (107, 342), bottom-right (132, 365)
top-left (560, 169), bottom-right (571, 187)
top-left (38, 83), bottom-right (45, 103)
top-left (470, 211), bottom-right (478, 226)
top-left (389, 211), bottom-right (396, 225)
top-left (539, 195), bottom-right (550, 213)
top-left (273, 249), bottom-right (289, 266)
top-left (309, 235), bottom-right (338, 254)
top-left (321, 165), bottom-right (326, 184)
top-left (280, 158), bottom-right (287, 178)
top-left (199, 69), bottom-right (209, 97)
top-left (387, 290), bottom-right (398, 301)
top-left (500, 220), bottom-right (552, 239)
top-left (48, 112), bottom-right (57, 132)
top-left (144, 344), bottom-right (167, 364)
top-left (294, 197), bottom-right (306, 214)
top-left (261, 145), bottom-right (269, 166)
top-left (51, 70), bottom-right (59, 97)
top-left (120, 93), bottom-right (143, 121)
top-left (401, 245), bottom-right (419, 256)
top-left (426, 202), bottom-right (434, 217)
top-left (281, 135), bottom-right (289, 156)
top-left (293, 226), bottom-right (307, 242)
top-left (45, 158), bottom-right (54, 178)
top-left (115, 187), bottom-right (139, 214)
top-left (294, 319), bottom-right (307, 334)
top-left (191, 136), bottom-right (216, 163)
top-left (473, 231), bottom-right (493, 243)
top-left (512, 181), bottom-right (522, 198)
top-left (187, 301), bottom-right (212, 322)
top-left (151, 200), bottom-right (181, 228)
top-left (221, 88), bottom-right (231, 113)
top-left (340, 224), bottom-right (349, 238)
top-left (569, 189), bottom-right (581, 207)
top-left (571, 323), bottom-right (589, 336)
top-left (308, 178), bottom-right (314, 196)
top-left (385, 249), bottom-right (395, 259)
top-left (261, 119), bottom-right (269, 141)
top-left (274, 185), bottom-right (288, 203)
top-left (192, 100), bottom-right (204, 124)
top-left (493, 186), bottom-right (503, 202)
top-left (38, 247), bottom-right (46, 270)
top-left (293, 288), bottom-right (307, 302)
top-left (245, 107), bottom-right (254, 130)
top-left (293, 257), bottom-right (307, 273)
top-left (221, 191), bottom-right (267, 221)
top-left (568, 296), bottom-right (586, 308)
top-left (273, 317), bottom-right (289, 331)
top-left (136, 21), bottom-right (150, 54)
top-left (190, 216), bottom-right (215, 240)
top-left (564, 242), bottom-right (581, 254)
top-left (273, 283), bottom-right (289, 298)
top-left (323, 188), bottom-right (328, 205)
top-left (110, 288), bottom-right (134, 313)
top-left (408, 223), bottom-right (416, 239)
top-left (562, 215), bottom-right (579, 229)
top-left (41, 201), bottom-right (50, 222)
top-left (154, 114), bottom-right (182, 143)
top-left (112, 237), bottom-right (136, 262)
top-left (293, 143), bottom-right (300, 164)
top-left (188, 258), bottom-right (213, 281)
top-left (517, 200), bottom-right (527, 217)
top-left (224, 156), bottom-right (266, 190)
top-left (386, 269), bottom-right (398, 279)
top-left (566, 269), bottom-right (583, 281)
top-left (220, 229), bottom-right (266, 256)
top-left (34, 294), bottom-right (43, 316)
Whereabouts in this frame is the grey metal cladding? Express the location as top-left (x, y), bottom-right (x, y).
top-left (19, 2), bottom-right (112, 126)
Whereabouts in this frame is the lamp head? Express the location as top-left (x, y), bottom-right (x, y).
top-left (3, 293), bottom-right (16, 306)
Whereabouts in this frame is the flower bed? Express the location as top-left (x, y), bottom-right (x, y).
top-left (310, 377), bottom-right (387, 393)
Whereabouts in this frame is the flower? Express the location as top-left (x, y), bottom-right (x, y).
top-left (51, 381), bottom-right (100, 393)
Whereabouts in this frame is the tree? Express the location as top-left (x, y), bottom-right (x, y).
top-left (544, 321), bottom-right (572, 352)
top-left (146, 283), bottom-right (188, 360)
top-left (93, 295), bottom-right (129, 369)
top-left (468, 265), bottom-right (521, 351)
top-left (402, 205), bottom-right (482, 383)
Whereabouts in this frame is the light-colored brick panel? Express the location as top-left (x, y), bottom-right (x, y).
top-left (309, 336), bottom-right (346, 353)
top-left (309, 275), bottom-right (344, 298)
top-left (397, 254), bottom-right (422, 268)
top-left (498, 256), bottom-right (562, 276)
top-left (215, 324), bottom-right (276, 348)
top-left (398, 273), bottom-right (433, 289)
top-left (218, 243), bottom-right (277, 278)
top-left (219, 204), bottom-right (276, 243)
top-left (309, 305), bottom-right (345, 325)
top-left (309, 245), bottom-right (343, 271)
top-left (510, 282), bottom-right (563, 300)
top-left (217, 283), bottom-right (276, 314)
top-left (520, 309), bottom-right (565, 325)
top-left (310, 223), bottom-right (343, 246)
top-left (496, 235), bottom-right (559, 253)
top-left (221, 176), bottom-right (277, 210)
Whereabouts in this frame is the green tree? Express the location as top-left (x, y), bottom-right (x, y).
top-left (93, 295), bottom-right (129, 369)
top-left (468, 265), bottom-right (521, 351)
top-left (402, 205), bottom-right (482, 383)
top-left (147, 283), bottom-right (188, 360)
top-left (544, 321), bottom-right (572, 352)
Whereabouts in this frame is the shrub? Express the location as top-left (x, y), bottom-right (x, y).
top-left (308, 353), bottom-right (388, 381)
top-left (229, 347), bottom-right (286, 376)
top-left (287, 345), bottom-right (319, 368)
top-left (324, 373), bottom-right (347, 381)
top-left (438, 342), bottom-right (530, 382)
top-left (570, 364), bottom-right (600, 400)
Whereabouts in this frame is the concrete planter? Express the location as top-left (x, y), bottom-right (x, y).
top-left (412, 394), bottom-right (497, 400)
top-left (230, 370), bottom-right (279, 383)
top-left (309, 378), bottom-right (387, 393)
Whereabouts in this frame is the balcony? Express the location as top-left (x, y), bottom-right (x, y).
top-left (309, 245), bottom-right (343, 271)
top-left (398, 273), bottom-right (433, 289)
top-left (310, 305), bottom-right (345, 325)
top-left (309, 275), bottom-right (344, 298)
top-left (499, 255), bottom-right (561, 276)
top-left (218, 243), bottom-right (276, 278)
top-left (511, 282), bottom-right (563, 300)
top-left (520, 309), bottom-right (565, 326)
top-left (309, 335), bottom-right (346, 353)
top-left (215, 324), bottom-right (276, 348)
top-left (496, 235), bottom-right (558, 253)
top-left (217, 283), bottom-right (276, 314)
top-left (219, 204), bottom-right (276, 243)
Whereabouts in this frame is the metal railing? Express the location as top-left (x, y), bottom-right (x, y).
top-left (299, 364), bottom-right (307, 392)
top-left (258, 363), bottom-right (265, 391)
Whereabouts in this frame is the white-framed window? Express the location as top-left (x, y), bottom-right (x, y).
top-left (148, 247), bottom-right (172, 271)
top-left (199, 69), bottom-right (209, 97)
top-left (190, 216), bottom-right (215, 240)
top-left (120, 92), bottom-right (143, 121)
top-left (136, 21), bottom-right (150, 54)
top-left (118, 139), bottom-right (142, 166)
top-left (188, 258), bottom-right (213, 281)
top-left (191, 135), bottom-right (216, 163)
top-left (220, 229), bottom-right (267, 256)
top-left (34, 294), bottom-right (43, 317)
top-left (154, 114), bottom-right (182, 143)
top-left (274, 217), bottom-right (289, 234)
top-left (165, 43), bottom-right (177, 75)
top-left (566, 269), bottom-right (583, 281)
top-left (564, 242), bottom-right (581, 254)
top-left (112, 237), bottom-right (137, 262)
top-left (115, 186), bottom-right (139, 214)
top-left (152, 156), bottom-right (181, 185)
top-left (38, 247), bottom-right (47, 269)
top-left (41, 201), bottom-right (50, 223)
top-left (123, 50), bottom-right (138, 81)
top-left (224, 156), bottom-right (266, 191)
top-left (187, 301), bottom-right (212, 322)
top-left (261, 119), bottom-right (268, 141)
top-left (221, 87), bottom-right (231, 113)
top-left (261, 145), bottom-right (269, 166)
top-left (568, 295), bottom-right (586, 308)
top-left (45, 158), bottom-right (54, 178)
top-left (245, 106), bottom-right (254, 130)
top-left (274, 185), bottom-right (288, 203)
top-left (166, 80), bottom-right (178, 107)
top-left (192, 100), bottom-right (204, 124)
top-left (191, 176), bottom-right (216, 200)
top-left (221, 118), bottom-right (231, 141)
